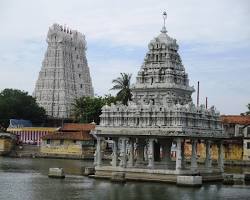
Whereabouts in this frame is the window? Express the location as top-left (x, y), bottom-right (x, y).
top-left (247, 142), bottom-right (250, 149)
top-left (47, 139), bottom-right (50, 144)
top-left (60, 139), bottom-right (64, 145)
top-left (82, 140), bottom-right (95, 147)
top-left (78, 64), bottom-right (80, 68)
top-left (247, 127), bottom-right (250, 136)
top-left (73, 140), bottom-right (77, 144)
top-left (79, 74), bottom-right (81, 78)
top-left (239, 127), bottom-right (244, 135)
top-left (80, 84), bottom-right (83, 88)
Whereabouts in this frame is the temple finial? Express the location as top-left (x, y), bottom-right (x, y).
top-left (161, 11), bottom-right (167, 33)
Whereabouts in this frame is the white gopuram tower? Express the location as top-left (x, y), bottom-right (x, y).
top-left (34, 24), bottom-right (94, 119)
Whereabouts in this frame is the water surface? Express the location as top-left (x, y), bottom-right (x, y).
top-left (0, 157), bottom-right (250, 200)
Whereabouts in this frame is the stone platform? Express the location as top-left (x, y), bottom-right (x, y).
top-left (93, 166), bottom-right (223, 184)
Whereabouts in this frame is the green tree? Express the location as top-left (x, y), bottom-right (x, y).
top-left (71, 95), bottom-right (116, 124)
top-left (0, 88), bottom-right (47, 128)
top-left (111, 73), bottom-right (132, 105)
top-left (246, 103), bottom-right (250, 115)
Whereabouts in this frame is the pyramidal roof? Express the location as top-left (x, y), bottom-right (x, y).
top-left (131, 12), bottom-right (194, 106)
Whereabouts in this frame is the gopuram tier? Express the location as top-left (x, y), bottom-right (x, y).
top-left (33, 24), bottom-right (94, 119)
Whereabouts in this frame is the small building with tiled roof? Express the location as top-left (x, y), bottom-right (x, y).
top-left (221, 115), bottom-right (250, 161)
top-left (61, 123), bottom-right (96, 131)
top-left (221, 115), bottom-right (250, 138)
top-left (40, 123), bottom-right (97, 159)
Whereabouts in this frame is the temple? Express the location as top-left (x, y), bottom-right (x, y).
top-left (93, 12), bottom-right (227, 184)
top-left (33, 24), bottom-right (94, 119)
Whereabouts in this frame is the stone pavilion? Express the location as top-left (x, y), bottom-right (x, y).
top-left (93, 12), bottom-right (227, 183)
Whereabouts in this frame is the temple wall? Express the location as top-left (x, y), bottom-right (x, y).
top-left (184, 142), bottom-right (243, 161)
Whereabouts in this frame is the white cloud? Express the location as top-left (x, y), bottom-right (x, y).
top-left (0, 0), bottom-right (249, 114)
top-left (0, 0), bottom-right (249, 45)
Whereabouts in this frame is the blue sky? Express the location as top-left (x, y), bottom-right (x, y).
top-left (0, 0), bottom-right (249, 115)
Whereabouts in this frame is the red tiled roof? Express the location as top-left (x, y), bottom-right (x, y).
top-left (42, 131), bottom-right (95, 141)
top-left (61, 123), bottom-right (95, 131)
top-left (221, 115), bottom-right (250, 125)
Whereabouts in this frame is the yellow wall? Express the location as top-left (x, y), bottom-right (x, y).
top-left (41, 140), bottom-right (82, 155)
top-left (184, 142), bottom-right (243, 161)
top-left (0, 138), bottom-right (14, 154)
top-left (40, 139), bottom-right (95, 156)
top-left (243, 139), bottom-right (250, 161)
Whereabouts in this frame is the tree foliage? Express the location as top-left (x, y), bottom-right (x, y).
top-left (111, 73), bottom-right (132, 105)
top-left (71, 95), bottom-right (117, 124)
top-left (0, 88), bottom-right (47, 128)
top-left (246, 103), bottom-right (250, 115)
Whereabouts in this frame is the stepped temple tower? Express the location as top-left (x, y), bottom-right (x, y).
top-left (34, 24), bottom-right (94, 119)
top-left (93, 12), bottom-right (227, 184)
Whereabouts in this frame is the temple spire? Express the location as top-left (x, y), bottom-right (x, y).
top-left (161, 11), bottom-right (167, 33)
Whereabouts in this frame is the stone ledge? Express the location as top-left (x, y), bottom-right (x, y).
top-left (177, 176), bottom-right (202, 186)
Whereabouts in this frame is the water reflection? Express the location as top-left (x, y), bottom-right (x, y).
top-left (0, 157), bottom-right (250, 200)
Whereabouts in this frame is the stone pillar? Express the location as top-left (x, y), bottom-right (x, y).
top-left (144, 144), bottom-right (148, 162)
top-left (119, 138), bottom-right (127, 168)
top-left (191, 139), bottom-right (198, 172)
top-left (128, 138), bottom-right (135, 167)
top-left (217, 141), bottom-right (224, 172)
top-left (181, 140), bottom-right (186, 169)
top-left (136, 138), bottom-right (144, 166)
top-left (175, 138), bottom-right (182, 171)
top-left (205, 140), bottom-right (212, 170)
top-left (94, 136), bottom-right (102, 167)
top-left (111, 138), bottom-right (118, 167)
top-left (161, 139), bottom-right (172, 166)
top-left (147, 138), bottom-right (155, 168)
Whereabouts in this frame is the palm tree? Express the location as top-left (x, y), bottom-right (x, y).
top-left (111, 73), bottom-right (132, 105)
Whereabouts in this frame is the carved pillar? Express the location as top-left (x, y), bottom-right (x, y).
top-left (111, 138), bottom-right (118, 167)
top-left (128, 138), bottom-right (135, 167)
top-left (147, 138), bottom-right (155, 168)
top-left (95, 136), bottom-right (102, 167)
top-left (191, 139), bottom-right (198, 172)
top-left (217, 141), bottom-right (224, 172)
top-left (181, 140), bottom-right (186, 168)
top-left (136, 138), bottom-right (144, 166)
top-left (144, 144), bottom-right (148, 162)
top-left (205, 140), bottom-right (212, 170)
top-left (175, 138), bottom-right (182, 171)
top-left (119, 138), bottom-right (127, 168)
